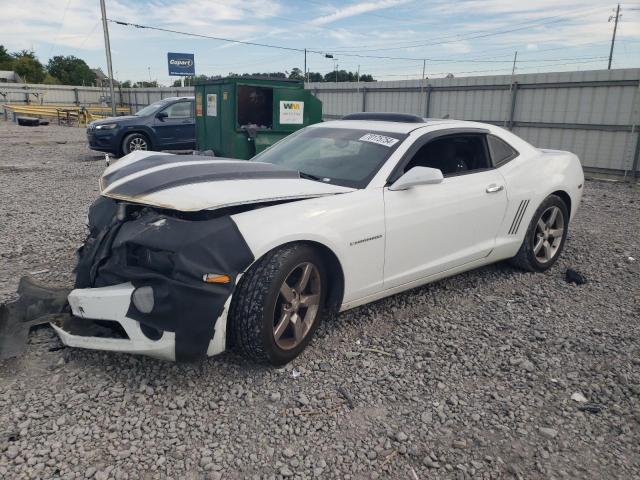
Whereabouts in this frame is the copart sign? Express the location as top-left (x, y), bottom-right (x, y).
top-left (167, 52), bottom-right (195, 76)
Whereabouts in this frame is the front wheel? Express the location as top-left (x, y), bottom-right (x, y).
top-left (510, 194), bottom-right (569, 272)
top-left (228, 244), bottom-right (327, 365)
top-left (121, 133), bottom-right (150, 155)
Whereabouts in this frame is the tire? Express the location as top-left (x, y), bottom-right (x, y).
top-left (510, 194), bottom-right (569, 272)
top-left (228, 244), bottom-right (327, 365)
top-left (121, 133), bottom-right (150, 155)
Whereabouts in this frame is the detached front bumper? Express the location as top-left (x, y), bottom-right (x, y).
top-left (52, 283), bottom-right (177, 361)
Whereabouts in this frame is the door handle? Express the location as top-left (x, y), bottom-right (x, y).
top-left (486, 184), bottom-right (504, 193)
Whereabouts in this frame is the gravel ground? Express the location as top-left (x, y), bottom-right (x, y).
top-left (0, 121), bottom-right (639, 480)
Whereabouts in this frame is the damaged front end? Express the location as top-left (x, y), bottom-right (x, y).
top-left (57, 196), bottom-right (255, 361)
top-left (1, 197), bottom-right (255, 362)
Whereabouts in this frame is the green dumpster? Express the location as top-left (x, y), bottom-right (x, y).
top-left (194, 77), bottom-right (322, 160)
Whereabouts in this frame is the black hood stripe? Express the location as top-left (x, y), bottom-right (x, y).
top-left (105, 161), bottom-right (300, 197)
top-left (102, 154), bottom-right (237, 190)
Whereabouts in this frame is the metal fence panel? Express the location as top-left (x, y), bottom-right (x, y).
top-left (307, 68), bottom-right (640, 176)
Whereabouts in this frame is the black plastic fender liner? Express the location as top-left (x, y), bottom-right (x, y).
top-left (75, 198), bottom-right (255, 361)
top-left (0, 277), bottom-right (71, 360)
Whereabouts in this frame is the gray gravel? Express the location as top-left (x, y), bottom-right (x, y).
top-left (1, 121), bottom-right (639, 480)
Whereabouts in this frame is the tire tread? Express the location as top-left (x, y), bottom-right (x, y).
top-left (229, 245), bottom-right (304, 364)
top-left (509, 194), bottom-right (568, 272)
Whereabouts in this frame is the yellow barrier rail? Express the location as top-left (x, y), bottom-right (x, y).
top-left (2, 104), bottom-right (130, 126)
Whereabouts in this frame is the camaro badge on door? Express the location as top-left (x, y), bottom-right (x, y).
top-left (350, 234), bottom-right (383, 246)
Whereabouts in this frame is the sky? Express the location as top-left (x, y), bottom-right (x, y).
top-left (1, 0), bottom-right (639, 85)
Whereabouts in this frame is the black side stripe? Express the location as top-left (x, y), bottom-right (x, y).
top-left (508, 201), bottom-right (525, 234)
top-left (509, 200), bottom-right (530, 235)
top-left (106, 162), bottom-right (300, 197)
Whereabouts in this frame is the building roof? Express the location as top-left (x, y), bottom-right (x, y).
top-left (0, 70), bottom-right (23, 83)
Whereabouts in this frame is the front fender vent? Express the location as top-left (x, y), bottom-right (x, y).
top-left (509, 200), bottom-right (530, 235)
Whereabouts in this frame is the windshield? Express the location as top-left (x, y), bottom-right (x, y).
top-left (252, 127), bottom-right (407, 188)
top-left (135, 101), bottom-right (167, 116)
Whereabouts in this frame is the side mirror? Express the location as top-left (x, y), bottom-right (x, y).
top-left (156, 111), bottom-right (168, 121)
top-left (389, 166), bottom-right (443, 191)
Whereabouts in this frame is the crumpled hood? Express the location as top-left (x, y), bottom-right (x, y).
top-left (100, 151), bottom-right (354, 212)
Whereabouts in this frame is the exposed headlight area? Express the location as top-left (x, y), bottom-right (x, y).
top-left (126, 245), bottom-right (174, 275)
top-left (94, 123), bottom-right (118, 130)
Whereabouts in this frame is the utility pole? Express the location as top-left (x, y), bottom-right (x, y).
top-left (100, 0), bottom-right (116, 116)
top-left (608, 3), bottom-right (621, 70)
top-left (420, 59), bottom-right (426, 114)
top-left (504, 51), bottom-right (518, 128)
top-left (304, 49), bottom-right (307, 83)
top-left (356, 64), bottom-right (360, 92)
top-left (335, 61), bottom-right (338, 84)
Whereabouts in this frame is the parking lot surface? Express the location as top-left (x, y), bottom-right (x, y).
top-left (1, 122), bottom-right (639, 480)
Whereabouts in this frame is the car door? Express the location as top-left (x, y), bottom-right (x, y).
top-left (152, 100), bottom-right (194, 149)
top-left (383, 132), bottom-right (508, 289)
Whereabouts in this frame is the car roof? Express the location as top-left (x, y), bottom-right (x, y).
top-left (159, 96), bottom-right (194, 102)
top-left (311, 118), bottom-right (476, 134)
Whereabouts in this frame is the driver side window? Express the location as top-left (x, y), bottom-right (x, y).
top-left (162, 101), bottom-right (192, 119)
top-left (404, 134), bottom-right (491, 176)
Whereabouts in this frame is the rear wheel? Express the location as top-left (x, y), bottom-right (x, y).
top-left (510, 194), bottom-right (569, 272)
top-left (121, 133), bottom-right (150, 155)
top-left (228, 244), bottom-right (327, 365)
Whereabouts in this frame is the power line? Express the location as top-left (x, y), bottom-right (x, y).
top-left (48, 0), bottom-right (73, 58)
top-left (315, 5), bottom-right (608, 53)
top-left (108, 19), bottom-right (616, 65)
top-left (108, 19), bottom-right (305, 53)
top-left (371, 58), bottom-right (612, 78)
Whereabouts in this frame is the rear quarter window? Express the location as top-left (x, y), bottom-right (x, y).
top-left (488, 135), bottom-right (518, 167)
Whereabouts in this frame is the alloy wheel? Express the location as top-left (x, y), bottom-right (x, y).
top-left (129, 137), bottom-right (148, 151)
top-left (272, 262), bottom-right (321, 350)
top-left (533, 206), bottom-right (565, 264)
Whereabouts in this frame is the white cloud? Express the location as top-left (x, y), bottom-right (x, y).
top-left (0, 0), bottom-right (285, 52)
top-left (310, 0), bottom-right (411, 26)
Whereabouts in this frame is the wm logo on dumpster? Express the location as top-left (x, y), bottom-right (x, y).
top-left (279, 101), bottom-right (304, 125)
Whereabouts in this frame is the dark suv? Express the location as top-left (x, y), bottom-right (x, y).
top-left (87, 97), bottom-right (195, 156)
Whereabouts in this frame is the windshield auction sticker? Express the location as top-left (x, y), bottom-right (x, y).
top-left (359, 133), bottom-right (399, 147)
top-left (280, 101), bottom-right (304, 124)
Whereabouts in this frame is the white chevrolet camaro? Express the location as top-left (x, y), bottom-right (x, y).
top-left (52, 113), bottom-right (584, 364)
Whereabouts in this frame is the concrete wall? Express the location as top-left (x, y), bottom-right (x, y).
top-left (307, 68), bottom-right (640, 176)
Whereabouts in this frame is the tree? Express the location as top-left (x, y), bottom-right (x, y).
top-left (288, 67), bottom-right (304, 81)
top-left (0, 45), bottom-right (14, 70)
top-left (47, 55), bottom-right (96, 86)
top-left (307, 71), bottom-right (324, 82)
top-left (42, 73), bottom-right (60, 85)
top-left (323, 69), bottom-right (359, 82)
top-left (133, 81), bottom-right (158, 88)
top-left (171, 79), bottom-right (182, 87)
top-left (120, 80), bottom-right (132, 88)
top-left (12, 50), bottom-right (45, 83)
